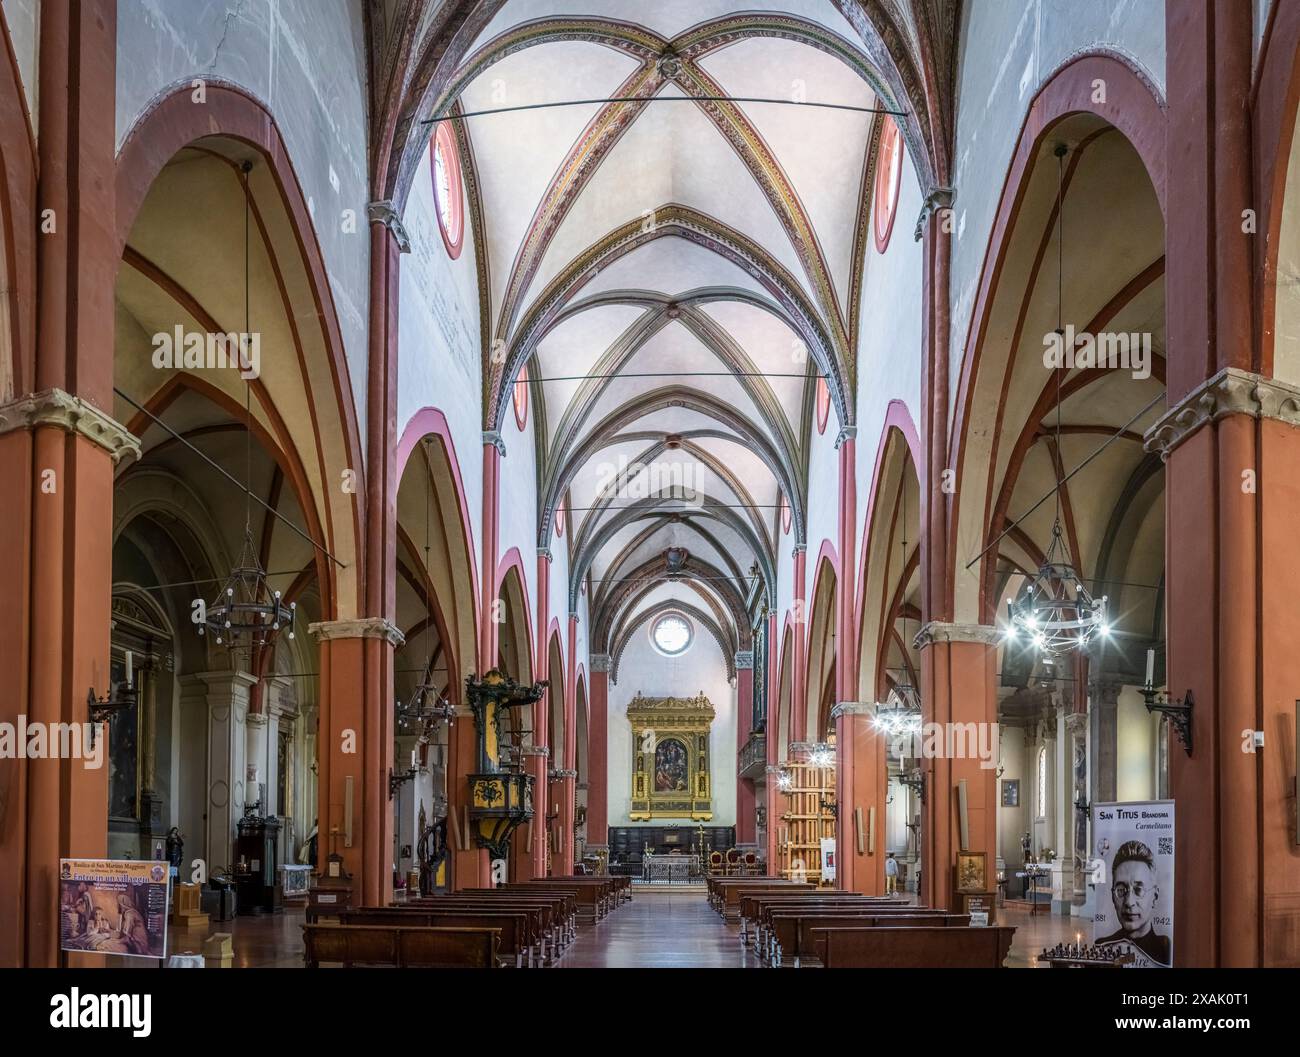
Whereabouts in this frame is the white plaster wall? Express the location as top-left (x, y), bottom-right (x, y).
top-left (1116, 683), bottom-right (1158, 802)
top-left (2, 0), bottom-right (37, 128)
top-left (607, 624), bottom-right (737, 827)
top-left (948, 0), bottom-right (1166, 412)
top-left (116, 0), bottom-right (371, 440)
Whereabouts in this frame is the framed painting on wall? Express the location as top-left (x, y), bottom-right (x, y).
top-left (1001, 779), bottom-right (1020, 807)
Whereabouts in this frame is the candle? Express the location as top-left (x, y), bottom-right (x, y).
top-left (124, 650), bottom-right (134, 687)
top-left (411, 749), bottom-right (417, 769)
top-left (1145, 648), bottom-right (1155, 687)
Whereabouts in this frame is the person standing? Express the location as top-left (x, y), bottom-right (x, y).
top-left (884, 853), bottom-right (899, 895)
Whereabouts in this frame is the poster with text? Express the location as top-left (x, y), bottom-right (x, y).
top-left (1090, 801), bottom-right (1174, 967)
top-left (820, 837), bottom-right (836, 883)
top-left (59, 859), bottom-right (170, 959)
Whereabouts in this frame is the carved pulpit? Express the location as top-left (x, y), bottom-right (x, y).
top-left (465, 669), bottom-right (546, 859)
top-left (628, 692), bottom-right (714, 821)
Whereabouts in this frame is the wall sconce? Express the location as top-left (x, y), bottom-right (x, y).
top-left (1141, 648), bottom-right (1193, 754)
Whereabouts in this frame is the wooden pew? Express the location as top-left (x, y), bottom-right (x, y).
top-left (341, 908), bottom-right (533, 967)
top-left (452, 889), bottom-right (580, 944)
top-left (805, 925), bottom-right (1017, 968)
top-left (768, 911), bottom-right (968, 967)
top-left (741, 894), bottom-right (909, 949)
top-left (713, 881), bottom-right (816, 921)
top-left (302, 923), bottom-right (501, 968)
top-left (484, 881), bottom-right (605, 922)
top-left (407, 895), bottom-right (569, 959)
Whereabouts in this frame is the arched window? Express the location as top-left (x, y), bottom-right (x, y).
top-left (432, 120), bottom-right (465, 258)
top-left (815, 376), bottom-right (830, 434)
top-left (1037, 745), bottom-right (1048, 818)
top-left (513, 363), bottom-right (529, 429)
top-left (873, 116), bottom-right (903, 252)
top-left (651, 613), bottom-right (692, 656)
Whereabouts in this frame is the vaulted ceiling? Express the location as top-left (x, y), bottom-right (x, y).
top-left (374, 1), bottom-right (958, 654)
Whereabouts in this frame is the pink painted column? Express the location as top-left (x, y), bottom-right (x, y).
top-left (587, 660), bottom-right (610, 852)
top-left (734, 656), bottom-right (756, 844)
top-left (556, 613), bottom-right (579, 872)
top-left (532, 550), bottom-right (552, 878)
top-left (791, 544), bottom-right (808, 743)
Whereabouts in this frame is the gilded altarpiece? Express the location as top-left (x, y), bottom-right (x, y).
top-left (628, 693), bottom-right (714, 820)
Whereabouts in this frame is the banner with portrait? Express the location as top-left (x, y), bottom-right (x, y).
top-left (59, 858), bottom-right (170, 960)
top-left (1089, 801), bottom-right (1174, 968)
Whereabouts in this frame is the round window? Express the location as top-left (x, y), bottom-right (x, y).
top-left (554, 501), bottom-right (565, 538)
top-left (815, 376), bottom-right (830, 434)
top-left (873, 116), bottom-right (903, 253)
top-left (513, 363), bottom-right (529, 429)
top-left (651, 613), bottom-right (692, 656)
top-left (781, 492), bottom-right (791, 534)
top-left (432, 121), bottom-right (464, 258)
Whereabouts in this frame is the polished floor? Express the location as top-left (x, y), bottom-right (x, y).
top-left (162, 890), bottom-right (1084, 968)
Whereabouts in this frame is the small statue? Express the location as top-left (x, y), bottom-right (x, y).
top-left (165, 827), bottom-right (184, 876)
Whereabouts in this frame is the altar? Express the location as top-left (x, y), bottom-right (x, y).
top-left (641, 853), bottom-right (700, 884)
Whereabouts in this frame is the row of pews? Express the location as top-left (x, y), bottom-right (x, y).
top-left (707, 877), bottom-right (1016, 968)
top-left (302, 876), bottom-right (630, 968)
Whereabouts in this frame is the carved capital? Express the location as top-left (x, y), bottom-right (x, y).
top-left (589, 653), bottom-right (612, 672)
top-left (0, 388), bottom-right (142, 465)
top-left (914, 186), bottom-right (955, 242)
top-left (734, 650), bottom-right (754, 669)
top-left (482, 430), bottom-right (506, 456)
top-left (308, 617), bottom-right (405, 647)
top-left (521, 745), bottom-right (551, 758)
top-left (913, 621), bottom-right (1001, 649)
top-left (537, 547), bottom-right (552, 562)
top-left (830, 700), bottom-right (876, 720)
top-left (1144, 366), bottom-right (1300, 460)
top-left (366, 200), bottom-right (411, 253)
top-left (834, 424), bottom-right (857, 450)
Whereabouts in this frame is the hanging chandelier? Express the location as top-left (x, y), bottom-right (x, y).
top-left (1005, 521), bottom-right (1107, 655)
top-left (1004, 144), bottom-right (1108, 657)
top-left (873, 687), bottom-right (922, 739)
top-left (198, 161), bottom-right (295, 652)
top-left (199, 529), bottom-right (296, 648)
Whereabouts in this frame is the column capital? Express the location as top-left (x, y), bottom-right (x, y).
top-left (246, 712), bottom-right (269, 729)
top-left (521, 745), bottom-right (551, 758)
top-left (830, 700), bottom-right (876, 719)
top-left (1064, 711), bottom-right (1089, 736)
top-left (0, 388), bottom-right (142, 465)
top-left (537, 547), bottom-right (552, 562)
top-left (834, 425), bottom-right (857, 450)
top-left (764, 764), bottom-right (785, 776)
top-left (366, 200), bottom-right (411, 252)
top-left (1144, 366), bottom-right (1300, 460)
top-left (914, 186), bottom-right (955, 242)
top-left (791, 543), bottom-right (807, 557)
top-left (913, 621), bottom-right (1001, 649)
top-left (590, 653), bottom-right (611, 672)
top-left (549, 768), bottom-right (578, 780)
top-left (734, 650), bottom-right (754, 669)
top-left (308, 617), bottom-right (405, 647)
top-left (482, 430), bottom-right (506, 456)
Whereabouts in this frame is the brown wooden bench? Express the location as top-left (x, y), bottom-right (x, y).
top-left (485, 882), bottom-right (604, 922)
top-left (714, 882), bottom-right (816, 921)
top-left (768, 911), bottom-right (968, 967)
top-left (302, 923), bottom-right (501, 968)
top-left (739, 892), bottom-right (900, 940)
top-left (342, 907), bottom-right (534, 967)
top-left (805, 925), bottom-right (1017, 968)
top-left (407, 895), bottom-right (569, 958)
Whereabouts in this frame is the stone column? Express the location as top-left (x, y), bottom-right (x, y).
top-left (1090, 678), bottom-right (1120, 806)
top-left (586, 656), bottom-right (610, 853)
top-left (831, 701), bottom-right (885, 894)
top-left (914, 621), bottom-right (999, 911)
top-left (309, 617), bottom-right (404, 905)
top-left (199, 671), bottom-right (256, 871)
top-left (734, 650), bottom-right (756, 844)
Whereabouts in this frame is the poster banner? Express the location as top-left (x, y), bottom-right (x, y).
top-left (819, 837), bottom-right (836, 883)
top-left (59, 858), bottom-right (170, 960)
top-left (1090, 800), bottom-right (1174, 967)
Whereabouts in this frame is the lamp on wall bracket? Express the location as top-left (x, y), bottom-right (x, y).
top-left (1140, 647), bottom-right (1192, 754)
